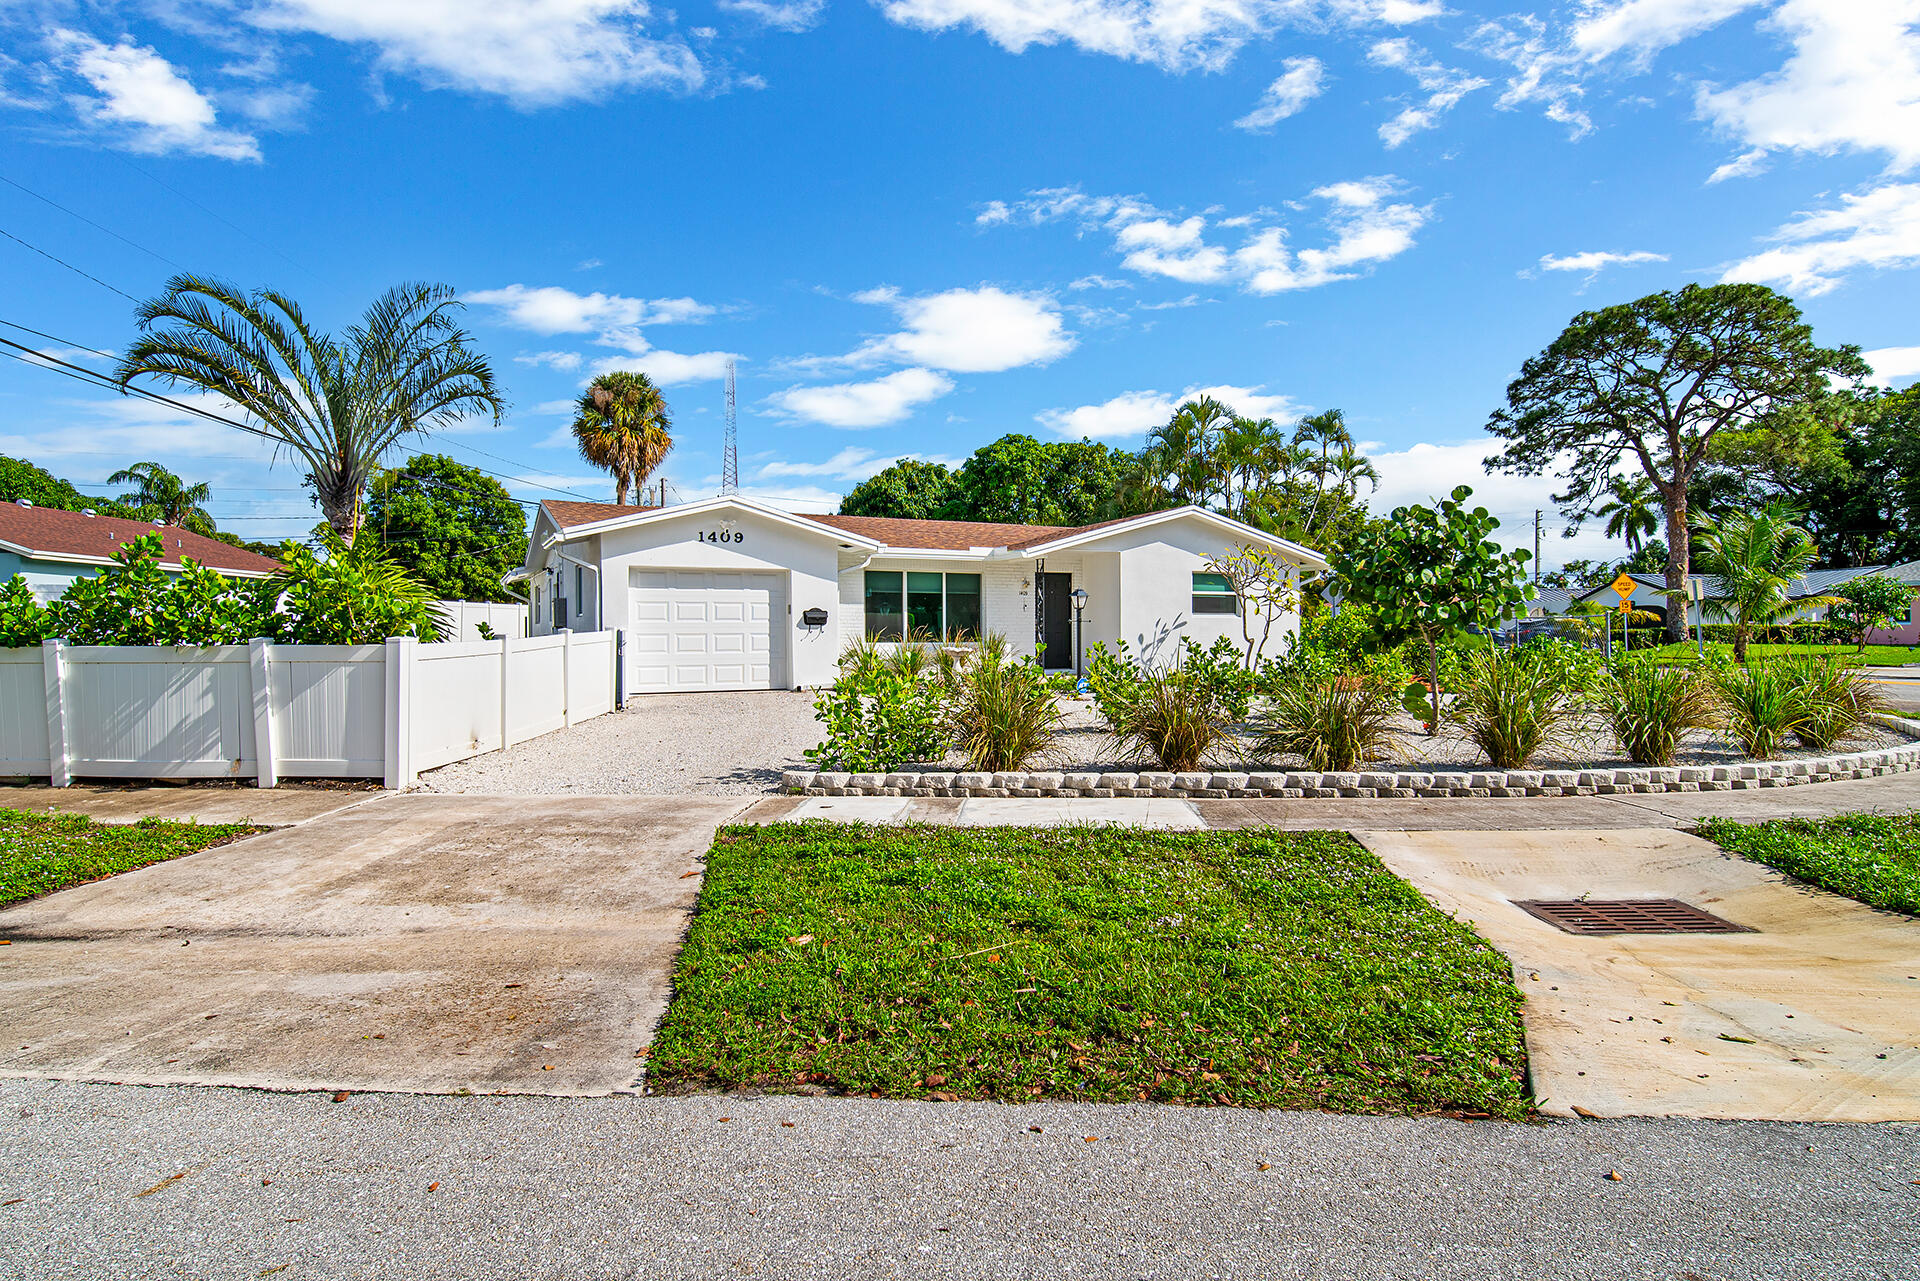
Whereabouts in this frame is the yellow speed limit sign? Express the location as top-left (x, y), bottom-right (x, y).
top-left (1610, 571), bottom-right (1638, 602)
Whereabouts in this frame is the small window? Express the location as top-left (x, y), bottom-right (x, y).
top-left (865, 571), bottom-right (904, 640)
top-left (1192, 571), bottom-right (1238, 615)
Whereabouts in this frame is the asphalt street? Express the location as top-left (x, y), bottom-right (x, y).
top-left (3, 1079), bottom-right (1916, 1281)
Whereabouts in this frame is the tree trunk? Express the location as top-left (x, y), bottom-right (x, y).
top-left (1663, 484), bottom-right (1690, 645)
top-left (1427, 638), bottom-right (1440, 737)
top-left (615, 472), bottom-right (633, 506)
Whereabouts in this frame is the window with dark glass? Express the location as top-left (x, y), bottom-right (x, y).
top-left (907, 572), bottom-right (944, 638)
top-left (864, 571), bottom-right (904, 640)
top-left (945, 573), bottom-right (981, 639)
top-left (1192, 571), bottom-right (1238, 615)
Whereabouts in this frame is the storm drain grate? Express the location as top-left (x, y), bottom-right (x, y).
top-left (1513, 898), bottom-right (1752, 936)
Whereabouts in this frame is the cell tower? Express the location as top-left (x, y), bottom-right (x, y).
top-left (721, 359), bottom-right (739, 495)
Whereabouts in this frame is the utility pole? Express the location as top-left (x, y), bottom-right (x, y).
top-left (1533, 509), bottom-right (1542, 585)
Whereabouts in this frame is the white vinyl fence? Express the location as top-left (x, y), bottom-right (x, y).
top-left (435, 600), bottom-right (529, 641)
top-left (0, 630), bottom-right (617, 790)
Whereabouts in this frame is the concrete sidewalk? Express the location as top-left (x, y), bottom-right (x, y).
top-left (1, 783), bottom-right (376, 827)
top-left (0, 793), bottom-right (749, 1097)
top-left (1359, 827), bottom-right (1920, 1123)
top-left (745, 770), bottom-right (1920, 831)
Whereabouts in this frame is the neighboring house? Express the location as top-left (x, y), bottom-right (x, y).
top-left (0, 499), bottom-right (280, 602)
top-left (521, 495), bottom-right (1327, 695)
top-left (1531, 565), bottom-right (1920, 641)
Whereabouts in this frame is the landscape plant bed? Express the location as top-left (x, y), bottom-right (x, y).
top-left (649, 823), bottom-right (1532, 1118)
top-left (1697, 813), bottom-right (1920, 917)
top-left (0, 807), bottom-right (262, 907)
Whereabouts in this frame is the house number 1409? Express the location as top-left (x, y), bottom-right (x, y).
top-left (697, 530), bottom-right (744, 544)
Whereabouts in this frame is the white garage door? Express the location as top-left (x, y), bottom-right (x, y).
top-left (629, 569), bottom-right (785, 693)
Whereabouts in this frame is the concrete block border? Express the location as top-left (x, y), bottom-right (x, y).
top-left (783, 717), bottom-right (1920, 801)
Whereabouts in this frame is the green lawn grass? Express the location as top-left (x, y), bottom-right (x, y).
top-left (1636, 641), bottom-right (1920, 666)
top-left (0, 807), bottom-right (261, 907)
top-left (650, 823), bottom-right (1532, 1118)
top-left (1697, 814), bottom-right (1920, 916)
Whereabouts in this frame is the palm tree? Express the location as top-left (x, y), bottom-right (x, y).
top-left (1597, 476), bottom-right (1659, 554)
top-left (1692, 503), bottom-right (1836, 663)
top-left (116, 275), bottom-right (502, 537)
top-left (571, 371), bottom-right (673, 506)
top-left (107, 461), bottom-right (214, 533)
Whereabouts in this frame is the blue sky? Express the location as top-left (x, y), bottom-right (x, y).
top-left (3, 0), bottom-right (1918, 568)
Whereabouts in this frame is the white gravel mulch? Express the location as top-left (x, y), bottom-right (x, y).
top-left (417, 689), bottom-right (1920, 795)
top-left (416, 690), bottom-right (825, 796)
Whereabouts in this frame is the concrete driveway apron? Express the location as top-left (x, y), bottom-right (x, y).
top-left (0, 793), bottom-right (747, 1097)
top-left (1357, 827), bottom-right (1920, 1122)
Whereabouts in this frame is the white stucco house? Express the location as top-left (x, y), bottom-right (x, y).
top-left (519, 495), bottom-right (1327, 696)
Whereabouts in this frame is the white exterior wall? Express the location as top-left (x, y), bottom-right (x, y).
top-left (1071, 528), bottom-right (1297, 666)
top-left (554, 506), bottom-right (844, 689)
top-left (836, 557), bottom-right (1038, 657)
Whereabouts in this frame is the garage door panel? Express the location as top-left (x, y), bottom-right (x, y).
top-left (629, 569), bottom-right (784, 693)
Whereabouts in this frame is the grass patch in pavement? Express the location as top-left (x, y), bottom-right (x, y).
top-left (650, 822), bottom-right (1531, 1118)
top-left (1698, 813), bottom-right (1920, 917)
top-left (0, 807), bottom-right (261, 907)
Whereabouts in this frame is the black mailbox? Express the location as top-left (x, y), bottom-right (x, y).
top-left (801, 607), bottom-right (829, 627)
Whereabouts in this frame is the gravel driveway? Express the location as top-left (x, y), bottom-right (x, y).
top-left (418, 690), bottom-right (825, 795)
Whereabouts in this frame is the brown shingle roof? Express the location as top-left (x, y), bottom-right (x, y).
top-left (540, 499), bottom-right (661, 529)
top-left (0, 502), bottom-right (281, 576)
top-left (538, 498), bottom-right (1189, 552)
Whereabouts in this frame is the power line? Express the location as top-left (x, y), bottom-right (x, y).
top-left (0, 173), bottom-right (185, 270)
top-left (0, 317), bottom-right (117, 360)
top-left (0, 227), bottom-right (139, 302)
top-left (107, 155), bottom-right (322, 282)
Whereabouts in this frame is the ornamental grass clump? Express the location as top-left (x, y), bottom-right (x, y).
top-left (1448, 647), bottom-right (1583, 769)
top-left (1713, 662), bottom-right (1809, 759)
top-left (1106, 664), bottom-right (1238, 773)
top-left (1255, 674), bottom-right (1401, 772)
top-left (1786, 655), bottom-right (1887, 751)
top-left (1602, 660), bottom-right (1720, 766)
top-left (951, 650), bottom-right (1064, 772)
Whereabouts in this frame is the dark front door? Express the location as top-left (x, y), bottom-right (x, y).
top-left (1037, 572), bottom-right (1074, 669)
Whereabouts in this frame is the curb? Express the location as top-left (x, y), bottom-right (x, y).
top-left (784, 718), bottom-right (1920, 800)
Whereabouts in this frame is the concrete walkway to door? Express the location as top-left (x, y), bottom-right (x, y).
top-left (0, 793), bottom-right (748, 1097)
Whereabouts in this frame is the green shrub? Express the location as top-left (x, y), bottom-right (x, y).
top-left (45, 534), bottom-right (274, 645)
top-left (271, 532), bottom-right (443, 644)
top-left (951, 650), bottom-right (1064, 772)
top-left (0, 576), bottom-right (49, 648)
top-left (1713, 662), bottom-right (1810, 759)
top-left (1256, 675), bottom-right (1402, 772)
top-left (1785, 656), bottom-right (1887, 750)
top-left (1176, 635), bottom-right (1256, 719)
top-left (1511, 636), bottom-right (1605, 694)
top-left (1105, 664), bottom-right (1238, 773)
top-left (805, 666), bottom-right (947, 772)
top-left (1085, 639), bottom-right (1142, 726)
top-left (1602, 660), bottom-right (1719, 765)
top-left (1449, 648), bottom-right (1583, 769)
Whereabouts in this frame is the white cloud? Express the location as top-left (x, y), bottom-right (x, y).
top-left (718, 0), bottom-right (827, 29)
top-left (840, 285), bottom-right (1076, 373)
top-left (873, 0), bottom-right (1308, 72)
top-left (466, 285), bottom-right (714, 333)
top-left (1036, 383), bottom-right (1307, 439)
top-left (1722, 181), bottom-right (1920, 295)
top-left (768, 368), bottom-right (955, 428)
top-left (1234, 56), bottom-right (1327, 131)
top-left (1707, 147), bottom-right (1771, 183)
top-left (1696, 0), bottom-right (1920, 175)
top-left (1469, 15), bottom-right (1594, 139)
top-left (1366, 37), bottom-right (1487, 147)
top-left (247, 0), bottom-right (703, 104)
top-left (1069, 274), bottom-right (1133, 290)
top-left (515, 350), bottom-right (584, 371)
top-left (1865, 344), bottom-right (1920, 385)
top-left (1537, 249), bottom-right (1668, 274)
top-left (756, 446), bottom-right (964, 482)
top-left (1231, 177), bottom-right (1429, 292)
top-left (587, 348), bottom-right (738, 385)
top-left (49, 30), bottom-right (261, 161)
top-left (1571, 0), bottom-right (1763, 64)
top-left (1331, 0), bottom-right (1447, 21)
top-left (987, 180), bottom-right (1429, 295)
